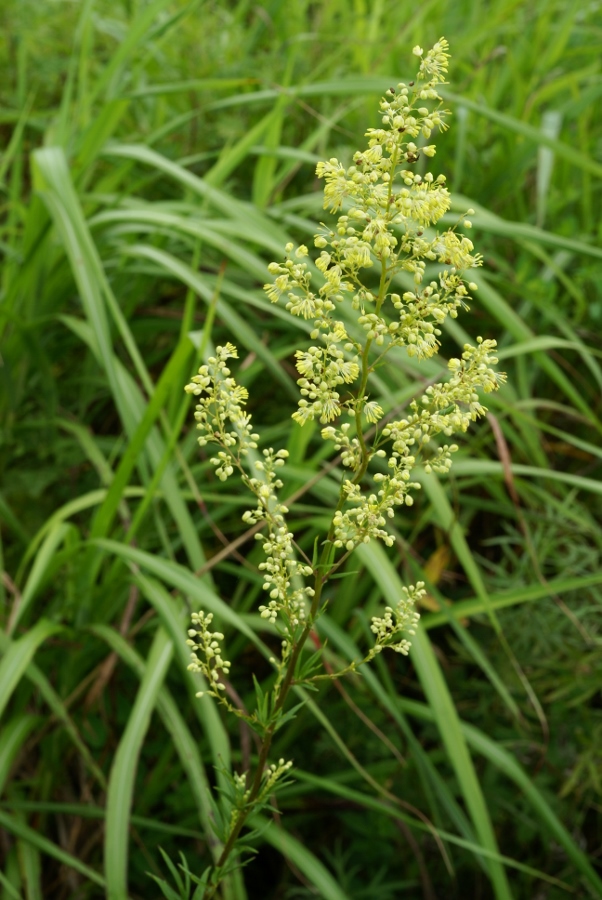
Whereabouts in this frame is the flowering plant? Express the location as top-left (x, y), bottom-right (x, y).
top-left (181, 37), bottom-right (504, 897)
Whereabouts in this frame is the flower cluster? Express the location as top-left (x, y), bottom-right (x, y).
top-left (260, 40), bottom-right (505, 573)
top-left (242, 448), bottom-right (314, 629)
top-left (383, 338), bottom-right (505, 451)
top-left (260, 758), bottom-right (293, 798)
top-left (186, 611), bottom-right (231, 700)
top-left (228, 759), bottom-right (293, 820)
top-left (332, 470), bottom-right (420, 551)
top-left (186, 33), bottom-right (504, 701)
top-left (185, 344), bottom-right (315, 635)
top-left (188, 39), bottom-right (505, 682)
top-left (184, 343), bottom-right (259, 479)
top-left (263, 36), bottom-right (487, 442)
top-left (370, 582), bottom-right (424, 656)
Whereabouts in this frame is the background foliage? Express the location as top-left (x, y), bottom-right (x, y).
top-left (1, 0), bottom-right (602, 897)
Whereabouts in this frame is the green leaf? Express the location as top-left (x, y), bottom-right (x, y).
top-left (357, 543), bottom-right (513, 900)
top-left (0, 621), bottom-right (62, 721)
top-left (104, 627), bottom-right (174, 899)
top-left (0, 715), bottom-right (40, 796)
top-left (248, 814), bottom-right (352, 900)
top-left (0, 810), bottom-right (105, 888)
top-left (9, 523), bottom-right (70, 634)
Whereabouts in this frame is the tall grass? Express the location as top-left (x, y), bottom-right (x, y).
top-left (1, 0), bottom-right (601, 896)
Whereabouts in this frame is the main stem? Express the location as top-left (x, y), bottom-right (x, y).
top-left (208, 149), bottom-right (402, 897)
top-left (206, 571), bottom-right (327, 897)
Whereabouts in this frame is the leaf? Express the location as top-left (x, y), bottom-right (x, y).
top-left (0, 621), bottom-right (62, 721)
top-left (248, 814), bottom-right (352, 900)
top-left (89, 623), bottom-right (222, 860)
top-left (8, 523), bottom-right (70, 634)
top-left (0, 715), bottom-right (40, 796)
top-left (357, 542), bottom-right (512, 900)
top-left (0, 810), bottom-right (105, 888)
top-left (104, 627), bottom-right (174, 898)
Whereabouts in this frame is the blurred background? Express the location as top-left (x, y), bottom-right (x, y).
top-left (1, 1), bottom-right (602, 897)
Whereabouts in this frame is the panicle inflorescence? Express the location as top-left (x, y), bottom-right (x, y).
top-left (260, 37), bottom-right (505, 577)
top-left (262, 36), bottom-right (494, 440)
top-left (186, 350), bottom-right (313, 635)
top-left (180, 40), bottom-right (507, 894)
top-left (187, 611), bottom-right (232, 699)
top-left (184, 343), bottom-right (259, 480)
top-left (370, 582), bottom-right (424, 655)
top-left (186, 36), bottom-right (505, 722)
top-left (242, 448), bottom-right (314, 629)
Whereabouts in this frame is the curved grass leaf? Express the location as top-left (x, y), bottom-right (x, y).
top-left (0, 715), bottom-right (40, 796)
top-left (422, 570), bottom-right (602, 630)
top-left (0, 809), bottom-right (105, 888)
top-left (319, 613), bottom-right (601, 893)
top-left (0, 621), bottom-right (62, 722)
top-left (9, 523), bottom-right (69, 634)
top-left (93, 539), bottom-right (263, 650)
top-left (356, 542), bottom-right (513, 900)
top-left (451, 459), bottom-right (602, 498)
top-left (248, 814), bottom-right (352, 900)
top-left (131, 573), bottom-right (231, 780)
top-left (104, 626), bottom-right (173, 899)
top-left (290, 771), bottom-right (573, 891)
top-left (397, 698), bottom-right (602, 896)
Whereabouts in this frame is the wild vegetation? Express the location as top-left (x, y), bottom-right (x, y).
top-left (1, 1), bottom-right (601, 898)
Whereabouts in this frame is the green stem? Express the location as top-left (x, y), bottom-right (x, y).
top-left (205, 556), bottom-right (329, 897)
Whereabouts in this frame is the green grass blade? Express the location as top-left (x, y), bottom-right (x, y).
top-left (94, 539), bottom-right (263, 649)
top-left (32, 148), bottom-right (122, 402)
top-left (0, 868), bottom-right (23, 900)
top-left (61, 316), bottom-right (207, 574)
top-left (248, 814), bottom-right (352, 900)
top-left (8, 523), bottom-right (69, 635)
top-left (16, 826), bottom-right (42, 900)
top-left (290, 771), bottom-right (574, 890)
top-left (132, 573), bottom-right (231, 784)
top-left (357, 543), bottom-right (513, 900)
top-left (33, 147), bottom-right (153, 396)
top-left (88, 0), bottom-right (180, 104)
top-left (102, 143), bottom-right (286, 246)
top-left (89, 623), bottom-right (226, 865)
top-left (397, 698), bottom-right (602, 895)
top-left (104, 626), bottom-right (173, 899)
top-left (443, 88), bottom-right (602, 181)
top-left (0, 809), bottom-right (105, 888)
top-left (0, 715), bottom-right (39, 796)
top-left (89, 334), bottom-right (193, 541)
top-left (448, 194), bottom-right (602, 262)
top-left (452, 459), bottom-right (602, 497)
top-left (471, 273), bottom-right (602, 432)
top-left (422, 571), bottom-right (602, 630)
top-left (18, 657), bottom-right (107, 790)
top-left (122, 243), bottom-right (296, 398)
top-left (0, 621), bottom-right (62, 721)
top-left (205, 107), bottom-right (280, 189)
top-left (418, 472), bottom-right (498, 630)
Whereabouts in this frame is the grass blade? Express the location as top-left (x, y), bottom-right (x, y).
top-left (104, 626), bottom-right (173, 899)
top-left (0, 621), bottom-right (62, 721)
top-left (248, 814), bottom-right (352, 900)
top-left (0, 809), bottom-right (105, 888)
top-left (357, 542), bottom-right (513, 900)
top-left (0, 715), bottom-right (39, 796)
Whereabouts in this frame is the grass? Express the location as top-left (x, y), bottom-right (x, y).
top-left (1, 0), bottom-right (602, 897)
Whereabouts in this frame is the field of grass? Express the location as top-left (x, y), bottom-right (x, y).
top-left (1, 1), bottom-right (602, 897)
